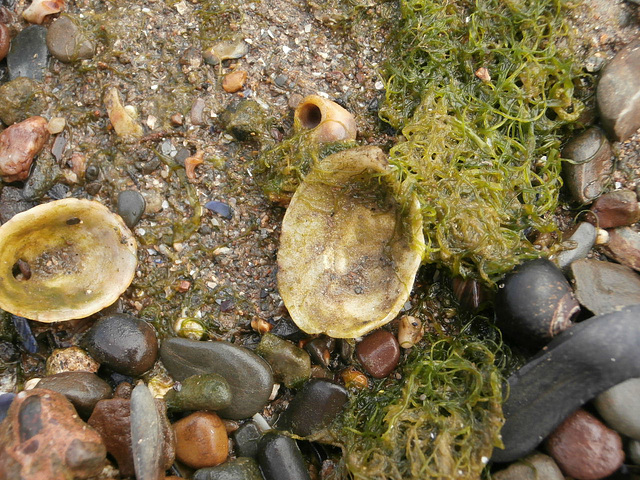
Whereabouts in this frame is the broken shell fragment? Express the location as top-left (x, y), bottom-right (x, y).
top-left (294, 95), bottom-right (357, 143)
top-left (22, 0), bottom-right (64, 24)
top-left (277, 146), bottom-right (424, 338)
top-left (104, 87), bottom-right (143, 139)
top-left (0, 198), bottom-right (137, 322)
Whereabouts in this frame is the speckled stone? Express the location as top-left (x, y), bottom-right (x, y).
top-left (594, 377), bottom-right (640, 441)
top-left (35, 371), bottom-right (112, 418)
top-left (605, 227), bottom-right (640, 272)
top-left (164, 373), bottom-right (232, 412)
top-left (0, 77), bottom-right (47, 126)
top-left (193, 457), bottom-right (263, 480)
top-left (45, 346), bottom-right (100, 375)
top-left (173, 411), bottom-right (228, 469)
top-left (356, 329), bottom-right (400, 378)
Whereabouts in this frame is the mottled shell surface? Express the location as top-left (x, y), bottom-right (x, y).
top-left (0, 198), bottom-right (137, 322)
top-left (277, 146), bottom-right (424, 338)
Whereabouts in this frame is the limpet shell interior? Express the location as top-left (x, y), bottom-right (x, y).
top-left (0, 198), bottom-right (137, 322)
top-left (277, 146), bottom-right (424, 338)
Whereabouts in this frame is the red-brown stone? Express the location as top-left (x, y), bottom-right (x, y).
top-left (0, 116), bottom-right (49, 182)
top-left (356, 329), bottom-right (400, 379)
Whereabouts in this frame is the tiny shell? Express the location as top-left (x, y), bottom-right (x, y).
top-left (22, 0), bottom-right (64, 24)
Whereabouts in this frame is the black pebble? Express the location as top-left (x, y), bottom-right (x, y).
top-left (117, 190), bottom-right (146, 228)
top-left (257, 431), bottom-right (310, 480)
top-left (7, 25), bottom-right (48, 81)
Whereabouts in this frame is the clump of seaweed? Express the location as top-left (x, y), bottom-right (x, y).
top-left (382, 0), bottom-right (585, 284)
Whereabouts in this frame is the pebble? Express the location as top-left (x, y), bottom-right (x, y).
top-left (257, 431), bottom-right (310, 480)
top-left (0, 23), bottom-right (10, 61)
top-left (160, 337), bottom-right (274, 420)
top-left (0, 389), bottom-right (106, 479)
top-left (223, 70), bottom-right (248, 93)
top-left (553, 222), bottom-right (597, 271)
top-left (7, 25), bottom-right (48, 81)
top-left (356, 329), bottom-right (401, 378)
top-left (203, 38), bottom-right (249, 65)
top-left (88, 396), bottom-right (175, 477)
top-left (173, 411), bottom-right (228, 469)
top-left (0, 116), bottom-right (49, 182)
top-left (205, 200), bottom-right (233, 220)
top-left (0, 186), bottom-right (36, 223)
top-left (590, 190), bottom-right (640, 229)
top-left (304, 336), bottom-right (335, 369)
top-left (164, 373), bottom-right (232, 412)
top-left (597, 39), bottom-right (640, 141)
top-left (231, 421), bottom-right (261, 458)
top-left (81, 314), bottom-right (158, 377)
top-left (571, 258), bottom-right (640, 315)
top-left (0, 393), bottom-right (15, 422)
top-left (193, 457), bottom-right (263, 480)
top-left (594, 377), bottom-right (640, 440)
top-left (492, 452), bottom-right (564, 480)
top-left (277, 379), bottom-right (348, 438)
top-left (131, 383), bottom-right (166, 480)
top-left (35, 371), bottom-right (113, 418)
top-left (630, 439), bottom-right (640, 465)
top-left (561, 127), bottom-right (613, 204)
top-left (47, 116), bottom-right (66, 134)
top-left (605, 227), bottom-right (640, 271)
top-left (256, 332), bottom-right (311, 389)
top-left (221, 99), bottom-right (268, 141)
top-left (117, 190), bottom-right (146, 228)
top-left (46, 15), bottom-right (95, 63)
top-left (190, 97), bottom-right (206, 125)
top-left (491, 304), bottom-right (640, 463)
top-left (545, 408), bottom-right (624, 480)
top-left (0, 77), bottom-right (47, 126)
top-left (45, 346), bottom-right (100, 375)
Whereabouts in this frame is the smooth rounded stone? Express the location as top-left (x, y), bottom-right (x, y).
top-left (630, 439), bottom-right (640, 465)
top-left (553, 222), bottom-right (597, 271)
top-left (0, 393), bottom-right (15, 422)
top-left (605, 227), bottom-right (640, 272)
top-left (545, 408), bottom-right (624, 480)
top-left (46, 346), bottom-right (100, 375)
top-left (203, 38), bottom-right (249, 65)
top-left (492, 452), bottom-right (564, 480)
top-left (131, 383), bottom-right (165, 480)
top-left (88, 396), bottom-right (175, 477)
top-left (491, 304), bottom-right (640, 463)
top-left (81, 314), bottom-right (158, 377)
top-left (46, 15), bottom-right (95, 63)
top-left (0, 77), bottom-right (47, 126)
top-left (594, 377), bottom-right (640, 440)
top-left (256, 332), bottom-right (311, 389)
top-left (257, 431), bottom-right (311, 480)
top-left (173, 411), bottom-right (228, 469)
top-left (0, 115), bottom-right (49, 182)
top-left (0, 186), bottom-right (36, 223)
top-left (117, 189), bottom-right (146, 228)
top-left (495, 258), bottom-right (579, 350)
top-left (164, 373), bottom-right (232, 412)
top-left (0, 23), bottom-right (10, 62)
top-left (0, 389), bottom-right (106, 479)
top-left (160, 337), bottom-right (274, 420)
top-left (277, 379), bottom-right (348, 438)
top-left (590, 190), bottom-right (640, 229)
top-left (304, 336), bottom-right (335, 369)
top-left (231, 421), bottom-right (261, 458)
top-left (193, 457), bottom-right (263, 480)
top-left (598, 40), bottom-right (640, 141)
top-left (355, 329), bottom-right (400, 379)
top-left (35, 371), bottom-right (113, 418)
top-left (7, 25), bottom-right (48, 81)
top-left (562, 127), bottom-right (613, 204)
top-left (571, 258), bottom-right (640, 315)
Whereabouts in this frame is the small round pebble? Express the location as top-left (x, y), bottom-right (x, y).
top-left (46, 15), bottom-right (95, 63)
top-left (222, 70), bottom-right (248, 93)
top-left (46, 346), bottom-right (100, 375)
top-left (493, 452), bottom-right (564, 480)
top-left (36, 371), bottom-right (113, 418)
top-left (117, 190), bottom-right (146, 228)
top-left (356, 329), bottom-right (400, 378)
top-left (594, 377), bottom-right (640, 440)
top-left (173, 411), bottom-right (229, 469)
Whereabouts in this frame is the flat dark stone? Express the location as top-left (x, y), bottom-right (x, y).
top-left (231, 421), bottom-right (261, 458)
top-left (117, 190), bottom-right (146, 228)
top-left (257, 432), bottom-right (310, 480)
top-left (7, 25), bottom-right (48, 81)
top-left (492, 304), bottom-right (640, 463)
top-left (36, 372), bottom-right (113, 419)
top-left (160, 337), bottom-right (273, 420)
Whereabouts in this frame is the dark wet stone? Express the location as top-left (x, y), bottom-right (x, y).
top-left (495, 258), bottom-right (579, 349)
top-left (605, 227), bottom-right (640, 272)
top-left (0, 77), bottom-right (47, 126)
top-left (270, 317), bottom-right (307, 342)
top-left (173, 411), bottom-right (228, 469)
top-left (277, 379), bottom-right (348, 438)
top-left (493, 452), bottom-right (564, 480)
top-left (11, 315), bottom-right (37, 354)
top-left (22, 154), bottom-right (63, 201)
top-left (338, 338), bottom-right (354, 363)
top-left (594, 378), bottom-right (640, 441)
top-left (553, 222), bottom-right (597, 272)
top-left (257, 432), bottom-right (310, 480)
top-left (356, 329), bottom-right (400, 379)
top-left (46, 15), bottom-right (95, 63)
top-left (0, 393), bottom-right (15, 422)
top-left (205, 200), bottom-right (232, 219)
top-left (256, 332), bottom-right (310, 389)
top-left (545, 409), bottom-right (624, 480)
top-left (492, 304), bottom-right (640, 463)
top-left (0, 389), bottom-right (106, 479)
top-left (164, 373), bottom-right (232, 412)
top-left (304, 336), bottom-right (335, 369)
top-left (561, 127), bottom-right (613, 204)
top-left (160, 337), bottom-right (274, 420)
top-left (7, 25), bottom-right (48, 81)
top-left (232, 421), bottom-right (261, 458)
top-left (590, 190), bottom-right (640, 229)
top-left (131, 383), bottom-right (166, 480)
top-left (36, 371), bottom-right (113, 418)
top-left (597, 40), bottom-right (640, 141)
top-left (81, 314), bottom-right (158, 377)
top-left (571, 258), bottom-right (640, 315)
top-left (193, 457), bottom-right (263, 480)
top-left (117, 189), bottom-right (146, 228)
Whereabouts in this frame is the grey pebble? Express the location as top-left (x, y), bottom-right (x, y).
top-left (117, 190), bottom-right (146, 228)
top-left (131, 383), bottom-right (164, 480)
top-left (594, 377), bottom-right (640, 441)
top-left (630, 439), bottom-right (640, 465)
top-left (193, 457), bottom-right (263, 480)
top-left (36, 371), bottom-right (113, 419)
top-left (46, 15), bottom-right (95, 63)
top-left (7, 25), bottom-right (48, 81)
top-left (231, 421), bottom-right (261, 459)
top-left (553, 222), bottom-right (596, 271)
top-left (492, 452), bottom-right (564, 480)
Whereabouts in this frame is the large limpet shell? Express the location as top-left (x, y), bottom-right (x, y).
top-left (277, 146), bottom-right (424, 338)
top-left (0, 198), bottom-right (137, 322)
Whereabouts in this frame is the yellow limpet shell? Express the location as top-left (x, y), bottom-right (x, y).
top-left (277, 146), bottom-right (424, 338)
top-left (0, 198), bottom-right (137, 323)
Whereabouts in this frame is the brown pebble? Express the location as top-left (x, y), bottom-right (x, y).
top-left (355, 329), bottom-right (400, 379)
top-left (590, 190), bottom-right (640, 229)
top-left (0, 116), bottom-right (49, 182)
top-left (170, 113), bottom-right (184, 126)
top-left (0, 23), bottom-right (10, 61)
top-left (605, 226), bottom-right (640, 271)
top-left (544, 408), bottom-right (624, 480)
top-left (173, 411), bottom-right (228, 469)
top-left (222, 70), bottom-right (248, 93)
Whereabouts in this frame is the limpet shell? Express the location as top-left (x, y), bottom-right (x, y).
top-left (277, 146), bottom-right (424, 338)
top-left (0, 198), bottom-right (137, 322)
